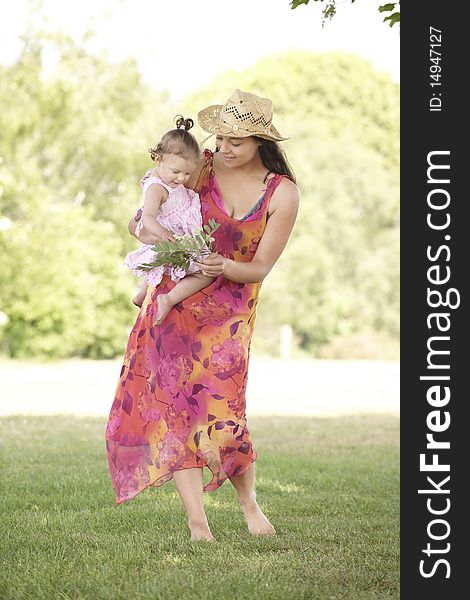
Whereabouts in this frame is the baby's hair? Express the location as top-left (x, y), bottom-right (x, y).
top-left (148, 115), bottom-right (200, 163)
top-left (175, 115), bottom-right (194, 130)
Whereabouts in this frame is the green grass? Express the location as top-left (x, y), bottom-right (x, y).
top-left (0, 414), bottom-right (399, 600)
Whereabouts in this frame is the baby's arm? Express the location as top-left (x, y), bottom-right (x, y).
top-left (128, 217), bottom-right (157, 245)
top-left (141, 184), bottom-right (176, 242)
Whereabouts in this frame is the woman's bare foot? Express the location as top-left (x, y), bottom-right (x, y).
top-left (188, 519), bottom-right (215, 542)
top-left (154, 294), bottom-right (174, 326)
top-left (241, 500), bottom-right (276, 536)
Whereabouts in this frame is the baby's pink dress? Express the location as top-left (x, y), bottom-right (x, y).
top-left (124, 170), bottom-right (203, 286)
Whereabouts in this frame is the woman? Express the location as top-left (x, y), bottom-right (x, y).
top-left (106, 89), bottom-right (300, 541)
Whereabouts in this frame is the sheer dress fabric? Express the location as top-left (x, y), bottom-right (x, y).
top-left (124, 171), bottom-right (203, 285)
top-left (106, 153), bottom-right (284, 503)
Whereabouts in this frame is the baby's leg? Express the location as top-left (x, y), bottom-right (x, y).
top-left (154, 273), bottom-right (214, 326)
top-left (133, 280), bottom-right (148, 307)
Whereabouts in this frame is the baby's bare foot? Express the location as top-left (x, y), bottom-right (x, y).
top-left (241, 500), bottom-right (276, 536)
top-left (132, 294), bottom-right (144, 308)
top-left (154, 294), bottom-right (174, 326)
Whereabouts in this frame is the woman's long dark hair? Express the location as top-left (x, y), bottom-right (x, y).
top-left (256, 138), bottom-right (296, 184)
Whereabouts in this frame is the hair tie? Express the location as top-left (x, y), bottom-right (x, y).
top-left (174, 114), bottom-right (194, 131)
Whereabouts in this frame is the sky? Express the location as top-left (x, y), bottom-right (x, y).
top-left (0, 0), bottom-right (399, 98)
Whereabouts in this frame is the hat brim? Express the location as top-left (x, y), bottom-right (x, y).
top-left (197, 104), bottom-right (289, 142)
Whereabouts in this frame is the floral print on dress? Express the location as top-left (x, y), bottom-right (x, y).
top-left (105, 152), bottom-right (285, 504)
top-left (190, 295), bottom-right (234, 326)
top-left (211, 337), bottom-right (246, 380)
top-left (156, 354), bottom-right (193, 397)
top-left (137, 389), bottom-right (161, 423)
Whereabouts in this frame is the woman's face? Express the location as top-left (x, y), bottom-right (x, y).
top-left (216, 135), bottom-right (260, 168)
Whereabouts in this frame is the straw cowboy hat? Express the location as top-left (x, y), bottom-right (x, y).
top-left (197, 89), bottom-right (289, 142)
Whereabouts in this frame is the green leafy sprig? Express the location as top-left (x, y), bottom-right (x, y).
top-left (137, 219), bottom-right (220, 273)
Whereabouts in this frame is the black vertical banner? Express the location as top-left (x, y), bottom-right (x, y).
top-left (401, 2), bottom-right (467, 597)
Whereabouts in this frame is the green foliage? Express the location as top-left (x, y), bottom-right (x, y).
top-left (138, 220), bottom-right (220, 272)
top-left (290, 0), bottom-right (400, 29)
top-left (291, 0), bottom-right (312, 8)
top-left (189, 51), bottom-right (399, 169)
top-left (185, 51), bottom-right (399, 357)
top-left (379, 4), bottom-right (400, 28)
top-left (0, 204), bottom-right (133, 358)
top-left (0, 32), bottom-right (398, 359)
top-left (0, 32), bottom-right (174, 357)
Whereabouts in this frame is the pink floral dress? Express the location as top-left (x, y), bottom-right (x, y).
top-left (106, 153), bottom-right (286, 504)
top-left (124, 170), bottom-right (203, 285)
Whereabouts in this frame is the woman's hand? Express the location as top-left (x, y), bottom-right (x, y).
top-left (194, 253), bottom-right (228, 277)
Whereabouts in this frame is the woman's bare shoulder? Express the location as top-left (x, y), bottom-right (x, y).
top-left (269, 177), bottom-right (300, 214)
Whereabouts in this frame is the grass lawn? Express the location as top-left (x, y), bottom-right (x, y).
top-left (0, 414), bottom-right (399, 600)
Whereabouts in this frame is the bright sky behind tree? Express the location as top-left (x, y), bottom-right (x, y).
top-left (1, 0), bottom-right (399, 98)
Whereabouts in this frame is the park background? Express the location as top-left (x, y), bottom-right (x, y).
top-left (0, 1), bottom-right (400, 599)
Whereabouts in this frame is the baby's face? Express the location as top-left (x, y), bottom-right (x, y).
top-left (157, 154), bottom-right (196, 188)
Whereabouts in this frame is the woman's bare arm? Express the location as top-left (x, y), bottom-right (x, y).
top-left (194, 178), bottom-right (300, 283)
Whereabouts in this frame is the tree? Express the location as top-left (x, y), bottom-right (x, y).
top-left (0, 32), bottom-right (176, 357)
top-left (186, 51), bottom-right (399, 358)
top-left (0, 35), bottom-right (399, 359)
top-left (290, 1), bottom-right (400, 28)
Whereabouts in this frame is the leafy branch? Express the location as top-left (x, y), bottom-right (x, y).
top-left (138, 219), bottom-right (220, 273)
top-left (378, 3), bottom-right (400, 28)
top-left (290, 1), bottom-right (400, 29)
top-left (290, 0), bottom-right (355, 26)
